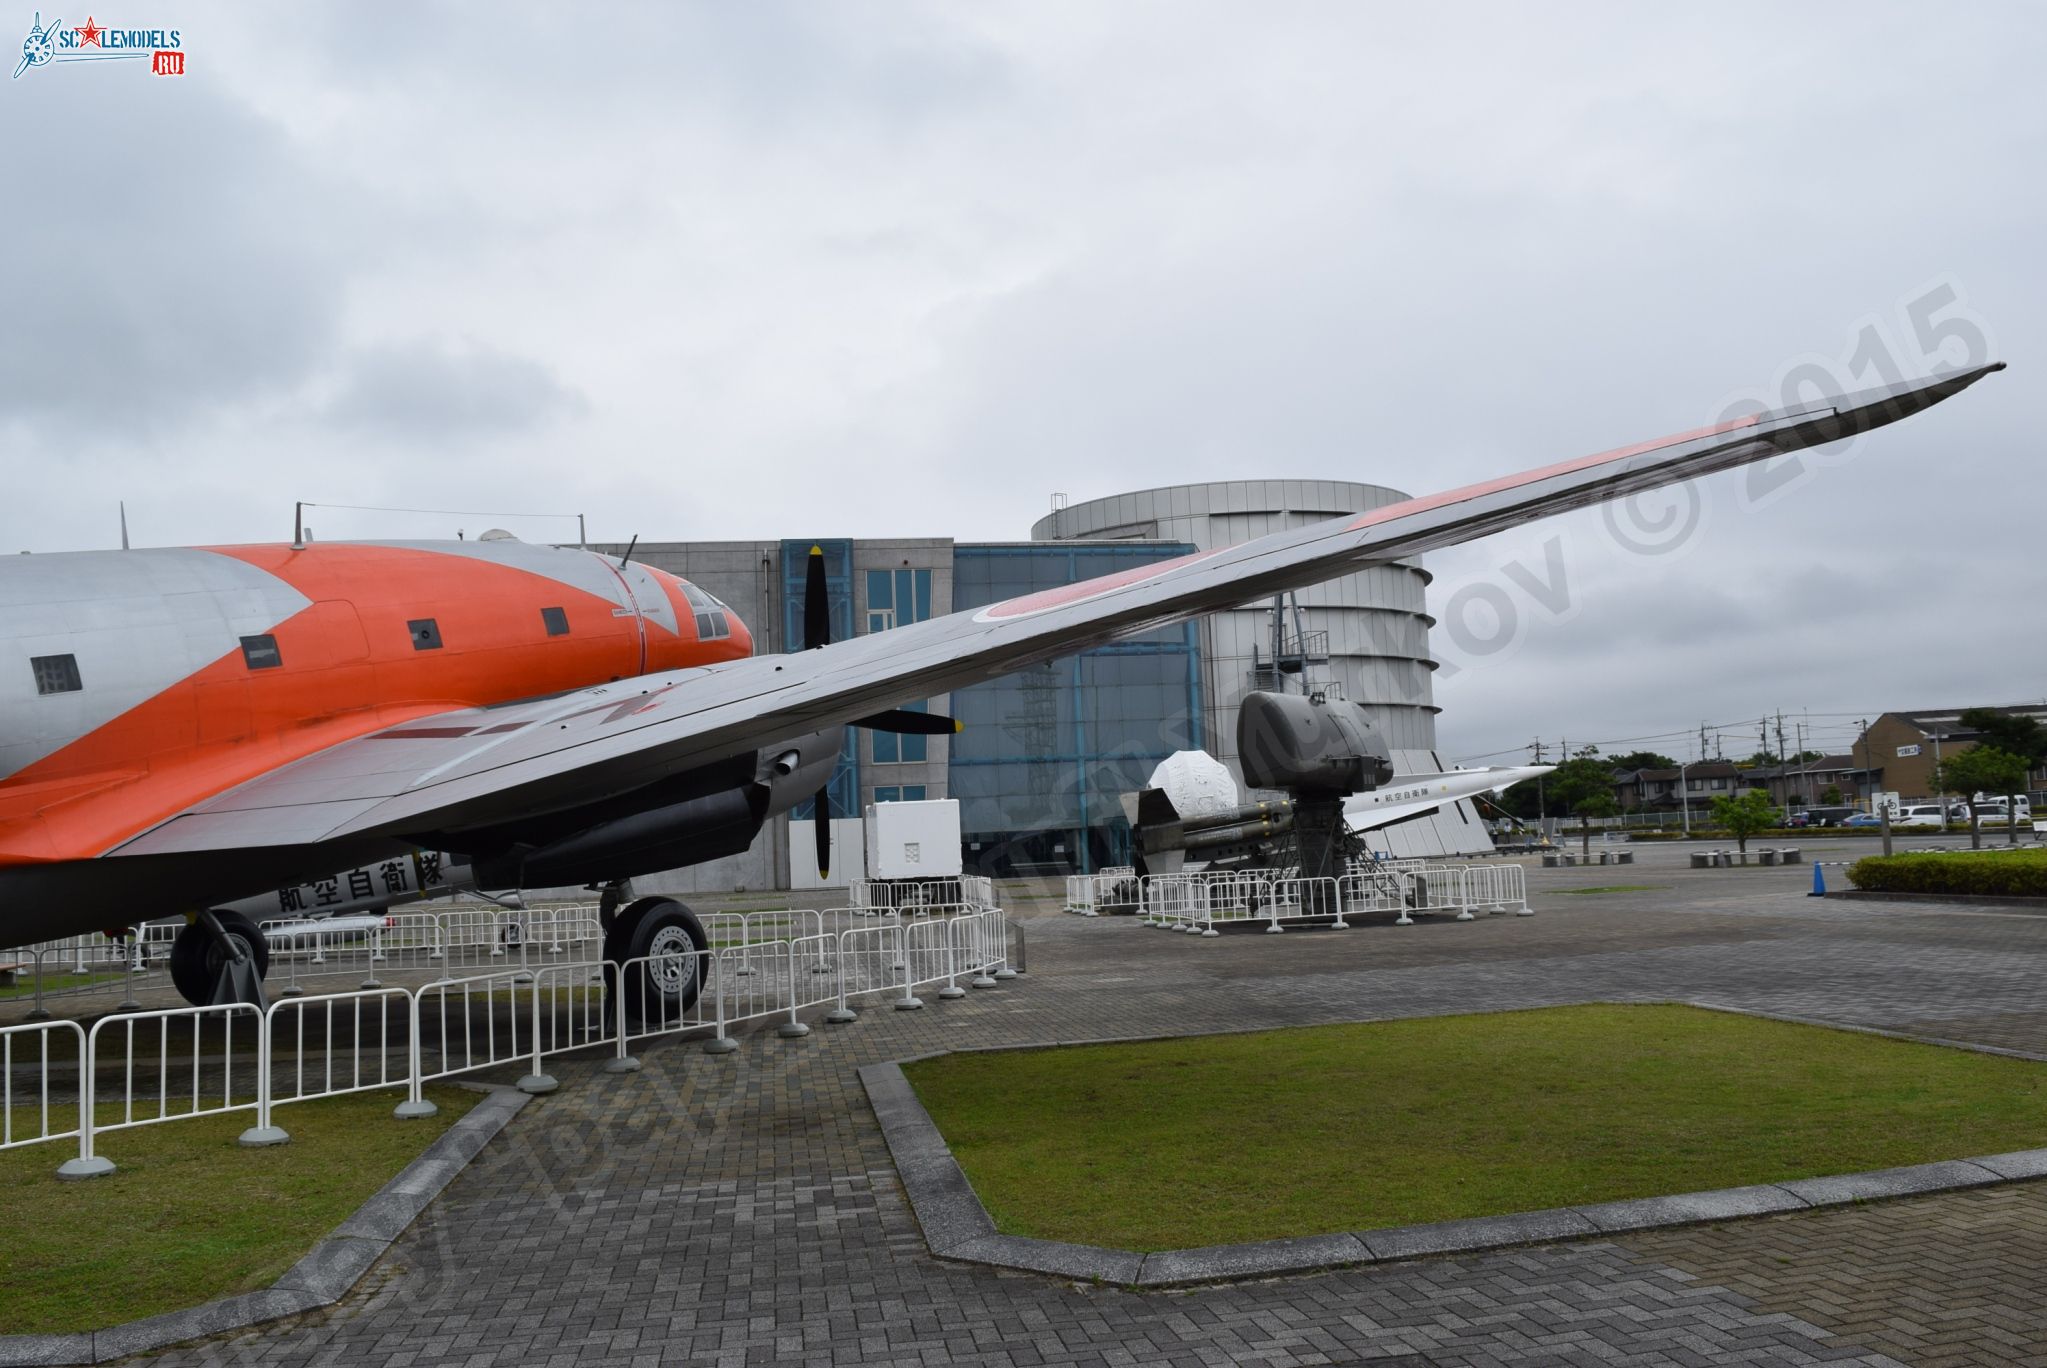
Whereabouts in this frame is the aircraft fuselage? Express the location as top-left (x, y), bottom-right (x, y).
top-left (0, 538), bottom-right (759, 942)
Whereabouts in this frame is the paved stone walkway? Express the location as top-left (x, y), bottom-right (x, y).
top-left (140, 857), bottom-right (2047, 1366)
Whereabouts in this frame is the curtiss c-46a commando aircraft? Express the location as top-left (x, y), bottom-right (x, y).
top-left (0, 365), bottom-right (2002, 1008)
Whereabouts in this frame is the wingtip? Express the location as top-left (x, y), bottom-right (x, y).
top-left (809, 544), bottom-right (824, 557)
top-left (953, 719), bottom-right (965, 734)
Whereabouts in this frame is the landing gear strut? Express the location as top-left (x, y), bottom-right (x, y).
top-left (168, 909), bottom-right (270, 1009)
top-left (595, 878), bottom-right (636, 931)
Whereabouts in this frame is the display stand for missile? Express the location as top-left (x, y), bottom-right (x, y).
top-left (1129, 689), bottom-right (1412, 926)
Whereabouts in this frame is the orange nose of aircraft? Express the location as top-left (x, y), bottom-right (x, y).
top-left (646, 566), bottom-right (754, 667)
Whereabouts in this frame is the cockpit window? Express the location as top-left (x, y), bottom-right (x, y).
top-left (680, 582), bottom-right (730, 641)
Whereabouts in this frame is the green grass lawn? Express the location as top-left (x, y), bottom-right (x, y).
top-left (1, 1085), bottom-right (480, 1335)
top-left (904, 1004), bottom-right (2047, 1250)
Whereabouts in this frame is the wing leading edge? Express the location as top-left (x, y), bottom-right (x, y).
top-left (114, 364), bottom-right (2003, 858)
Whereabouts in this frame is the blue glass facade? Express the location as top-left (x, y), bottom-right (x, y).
top-left (950, 544), bottom-right (1204, 875)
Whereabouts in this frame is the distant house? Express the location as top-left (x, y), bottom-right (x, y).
top-left (1848, 707), bottom-right (2047, 804)
top-left (1743, 755), bottom-right (1858, 809)
top-left (1614, 761), bottom-right (1758, 814)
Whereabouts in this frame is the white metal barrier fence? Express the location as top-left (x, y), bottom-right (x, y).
top-left (2, 909), bottom-right (1014, 1177)
top-left (1130, 862), bottom-right (1531, 933)
top-left (0, 1019), bottom-right (85, 1152)
top-left (263, 909), bottom-right (605, 997)
top-left (1, 905), bottom-right (609, 1018)
top-left (846, 876), bottom-right (998, 917)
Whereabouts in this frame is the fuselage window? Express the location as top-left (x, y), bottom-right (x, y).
top-left (680, 583), bottom-right (730, 641)
top-left (541, 606), bottom-right (570, 637)
top-left (408, 618), bottom-right (444, 650)
top-left (31, 653), bottom-right (82, 695)
top-left (240, 634), bottom-right (283, 670)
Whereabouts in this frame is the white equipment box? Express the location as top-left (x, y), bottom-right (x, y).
top-left (863, 799), bottom-right (964, 880)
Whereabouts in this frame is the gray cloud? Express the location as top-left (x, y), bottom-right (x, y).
top-left (322, 340), bottom-right (589, 440)
top-left (0, 71), bottom-right (344, 438)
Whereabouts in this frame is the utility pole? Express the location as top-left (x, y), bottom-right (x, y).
top-left (1679, 736), bottom-right (1693, 836)
top-left (1530, 738), bottom-right (1548, 822)
top-left (1861, 717), bottom-right (1894, 856)
top-left (1775, 711), bottom-right (1789, 810)
top-left (1793, 718), bottom-right (1809, 807)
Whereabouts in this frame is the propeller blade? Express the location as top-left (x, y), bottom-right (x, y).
top-left (813, 785), bottom-right (831, 878)
top-left (803, 544), bottom-right (830, 650)
top-left (855, 708), bottom-right (964, 736)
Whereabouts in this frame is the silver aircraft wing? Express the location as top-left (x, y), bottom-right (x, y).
top-left (113, 364), bottom-right (2002, 857)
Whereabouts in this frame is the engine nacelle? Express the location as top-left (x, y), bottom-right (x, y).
top-left (1236, 691), bottom-right (1393, 797)
top-left (465, 728), bottom-right (846, 888)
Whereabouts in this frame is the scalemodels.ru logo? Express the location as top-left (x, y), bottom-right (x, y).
top-left (14, 11), bottom-right (184, 79)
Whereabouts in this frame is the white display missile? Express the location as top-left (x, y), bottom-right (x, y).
top-left (1343, 764), bottom-right (1553, 833)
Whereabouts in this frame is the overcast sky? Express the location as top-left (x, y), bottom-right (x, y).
top-left (4, 2), bottom-right (2041, 765)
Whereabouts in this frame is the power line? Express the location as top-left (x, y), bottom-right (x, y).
top-left (300, 502), bottom-right (579, 522)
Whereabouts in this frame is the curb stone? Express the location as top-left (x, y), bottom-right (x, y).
top-left (0, 1087), bottom-right (529, 1366)
top-left (864, 1008), bottom-right (2047, 1288)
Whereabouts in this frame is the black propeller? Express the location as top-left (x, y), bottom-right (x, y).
top-left (803, 546), bottom-right (834, 876)
top-left (855, 708), bottom-right (964, 736)
top-left (803, 544), bottom-right (830, 651)
top-left (796, 543), bottom-right (963, 880)
top-left (813, 781), bottom-right (832, 880)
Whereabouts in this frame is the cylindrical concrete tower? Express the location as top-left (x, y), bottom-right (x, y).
top-left (1032, 480), bottom-right (1438, 788)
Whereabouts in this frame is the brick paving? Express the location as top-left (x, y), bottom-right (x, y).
top-left (133, 852), bottom-right (2047, 1366)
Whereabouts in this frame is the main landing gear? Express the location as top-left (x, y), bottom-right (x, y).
top-left (169, 909), bottom-right (270, 1009)
top-left (601, 896), bottom-right (709, 1021)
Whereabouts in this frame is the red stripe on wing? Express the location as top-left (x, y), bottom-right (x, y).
top-left (1349, 414), bottom-right (1761, 531)
top-left (975, 549), bottom-right (1222, 623)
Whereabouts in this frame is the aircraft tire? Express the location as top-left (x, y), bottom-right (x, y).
top-left (169, 911), bottom-right (271, 1007)
top-left (603, 896), bottom-right (708, 1021)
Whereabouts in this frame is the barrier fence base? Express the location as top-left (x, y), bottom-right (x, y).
top-left (826, 1007), bottom-right (858, 1024)
top-left (57, 1155), bottom-right (115, 1181)
top-left (938, 985), bottom-right (966, 1000)
top-left (704, 1036), bottom-right (739, 1054)
top-left (777, 1020), bottom-right (812, 1038)
top-left (22, 1006), bottom-right (51, 1022)
top-left (279, 985), bottom-right (305, 997)
top-left (393, 1097), bottom-right (439, 1120)
top-left (516, 1073), bottom-right (558, 1095)
top-left (970, 974), bottom-right (997, 988)
top-left (993, 968), bottom-right (1018, 980)
top-left (238, 1125), bottom-right (289, 1148)
top-left (895, 996), bottom-right (925, 1011)
top-left (603, 1056), bottom-right (642, 1074)
top-left (1516, 905), bottom-right (1535, 916)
